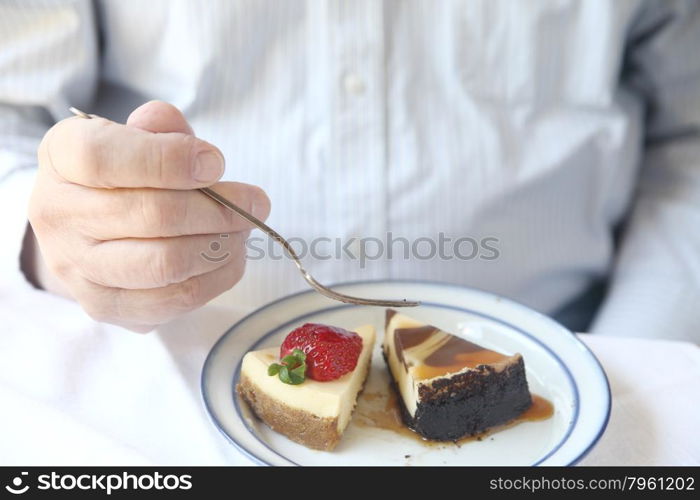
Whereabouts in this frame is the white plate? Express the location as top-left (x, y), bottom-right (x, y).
top-left (201, 280), bottom-right (610, 466)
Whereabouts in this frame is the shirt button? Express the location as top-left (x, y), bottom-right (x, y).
top-left (342, 72), bottom-right (366, 96)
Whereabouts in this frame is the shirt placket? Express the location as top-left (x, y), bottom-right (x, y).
top-left (328, 0), bottom-right (387, 278)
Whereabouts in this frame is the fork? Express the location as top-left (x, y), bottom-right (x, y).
top-left (68, 107), bottom-right (419, 308)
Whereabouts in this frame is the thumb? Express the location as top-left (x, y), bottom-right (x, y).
top-left (126, 101), bottom-right (272, 221)
top-left (126, 100), bottom-right (194, 135)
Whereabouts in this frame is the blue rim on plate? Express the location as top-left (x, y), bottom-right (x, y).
top-left (201, 279), bottom-right (611, 466)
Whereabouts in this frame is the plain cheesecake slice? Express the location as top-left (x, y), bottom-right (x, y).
top-left (237, 325), bottom-right (375, 451)
top-left (383, 310), bottom-right (531, 441)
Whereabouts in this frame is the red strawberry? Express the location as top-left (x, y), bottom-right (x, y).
top-left (280, 323), bottom-right (363, 381)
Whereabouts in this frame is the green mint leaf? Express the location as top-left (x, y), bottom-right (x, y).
top-left (268, 349), bottom-right (307, 385)
top-left (289, 361), bottom-right (306, 384)
top-left (278, 365), bottom-right (292, 384)
top-left (281, 354), bottom-right (300, 368)
top-left (290, 362), bottom-right (306, 377)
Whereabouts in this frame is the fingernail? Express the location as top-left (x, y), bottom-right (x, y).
top-left (194, 151), bottom-right (224, 182)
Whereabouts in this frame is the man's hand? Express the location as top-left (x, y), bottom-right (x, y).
top-left (27, 101), bottom-right (270, 332)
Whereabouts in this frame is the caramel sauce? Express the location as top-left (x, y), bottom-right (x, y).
top-left (413, 351), bottom-right (510, 380)
top-left (354, 389), bottom-right (429, 444)
top-left (355, 385), bottom-right (553, 446)
top-left (423, 335), bottom-right (490, 363)
top-left (394, 326), bottom-right (438, 365)
top-left (520, 394), bottom-right (554, 421)
top-left (394, 325), bottom-right (509, 380)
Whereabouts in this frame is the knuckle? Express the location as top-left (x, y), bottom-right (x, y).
top-left (27, 198), bottom-right (50, 228)
top-left (215, 184), bottom-right (269, 230)
top-left (38, 120), bottom-right (67, 170)
top-left (46, 258), bottom-right (72, 282)
top-left (152, 133), bottom-right (196, 185)
top-left (147, 136), bottom-right (167, 185)
top-left (140, 192), bottom-right (187, 234)
top-left (27, 184), bottom-right (56, 230)
top-left (178, 133), bottom-right (198, 159)
top-left (172, 275), bottom-right (203, 311)
top-left (216, 205), bottom-right (238, 229)
top-left (100, 190), bottom-right (126, 220)
top-left (39, 119), bottom-right (112, 185)
top-left (149, 244), bottom-right (189, 286)
top-left (217, 202), bottom-right (247, 230)
top-left (80, 299), bottom-right (112, 324)
top-left (28, 184), bottom-right (75, 233)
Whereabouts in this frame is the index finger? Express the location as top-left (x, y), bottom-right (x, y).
top-left (40, 116), bottom-right (225, 189)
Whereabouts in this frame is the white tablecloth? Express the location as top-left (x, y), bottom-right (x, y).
top-left (1, 287), bottom-right (698, 466)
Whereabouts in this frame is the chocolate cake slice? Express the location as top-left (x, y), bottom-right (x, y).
top-left (383, 310), bottom-right (532, 441)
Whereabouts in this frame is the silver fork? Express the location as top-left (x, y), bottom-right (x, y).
top-left (69, 107), bottom-right (419, 308)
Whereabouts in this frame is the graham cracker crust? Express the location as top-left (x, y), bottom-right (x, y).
top-left (237, 374), bottom-right (342, 451)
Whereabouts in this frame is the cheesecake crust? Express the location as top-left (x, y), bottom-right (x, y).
top-left (237, 374), bottom-right (342, 451)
